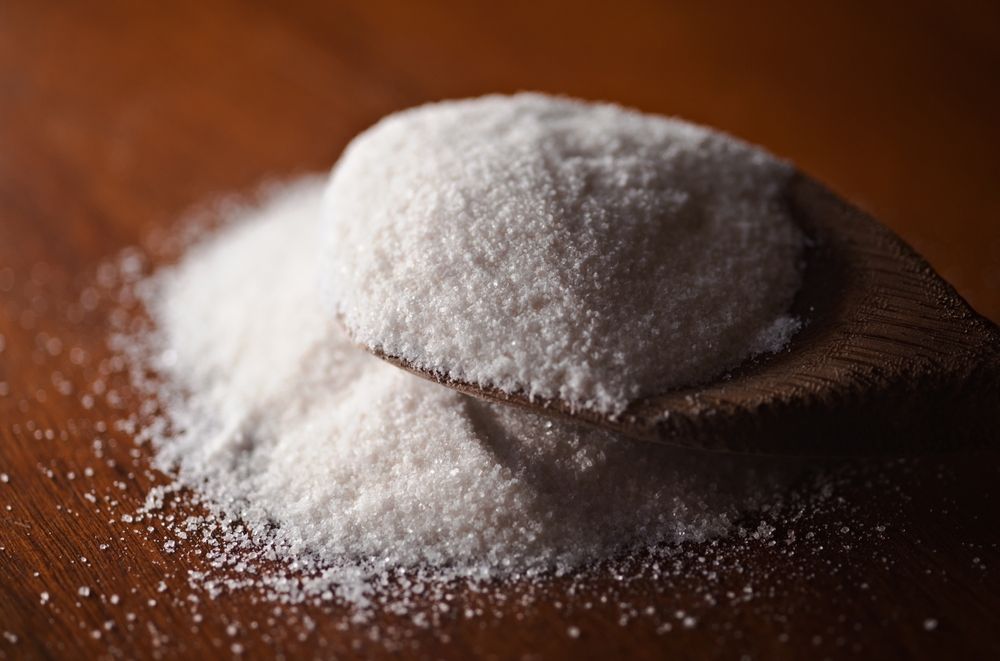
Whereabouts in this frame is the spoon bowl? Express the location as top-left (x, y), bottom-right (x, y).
top-left (363, 173), bottom-right (1000, 454)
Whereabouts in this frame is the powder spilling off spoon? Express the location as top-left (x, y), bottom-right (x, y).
top-left (113, 94), bottom-right (811, 605)
top-left (126, 180), bottom-right (803, 578)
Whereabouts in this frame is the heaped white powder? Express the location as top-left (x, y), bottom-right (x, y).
top-left (324, 93), bottom-right (804, 415)
top-left (128, 178), bottom-right (802, 585)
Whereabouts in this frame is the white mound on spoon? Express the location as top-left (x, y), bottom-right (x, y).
top-left (323, 93), bottom-right (804, 418)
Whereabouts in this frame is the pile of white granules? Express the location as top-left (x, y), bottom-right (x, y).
top-left (117, 94), bottom-right (809, 604)
top-left (326, 93), bottom-right (803, 414)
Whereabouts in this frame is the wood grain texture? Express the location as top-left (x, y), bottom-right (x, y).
top-left (1, 1), bottom-right (999, 659)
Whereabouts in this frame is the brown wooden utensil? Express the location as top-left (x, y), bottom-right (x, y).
top-left (364, 172), bottom-right (1000, 454)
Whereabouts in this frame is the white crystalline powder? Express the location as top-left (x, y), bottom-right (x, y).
top-left (129, 179), bottom-right (801, 582)
top-left (324, 93), bottom-right (803, 415)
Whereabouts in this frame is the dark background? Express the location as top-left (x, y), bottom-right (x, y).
top-left (3, 1), bottom-right (997, 321)
top-left (1, 1), bottom-right (998, 659)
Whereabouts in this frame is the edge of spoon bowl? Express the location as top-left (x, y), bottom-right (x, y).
top-left (360, 172), bottom-right (1000, 455)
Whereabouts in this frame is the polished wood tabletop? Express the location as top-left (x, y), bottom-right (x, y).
top-left (1, 1), bottom-right (998, 659)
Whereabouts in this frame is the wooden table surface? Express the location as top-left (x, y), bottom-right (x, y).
top-left (1, 1), bottom-right (998, 658)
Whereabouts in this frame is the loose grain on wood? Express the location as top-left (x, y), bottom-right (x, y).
top-left (1, 1), bottom-right (999, 659)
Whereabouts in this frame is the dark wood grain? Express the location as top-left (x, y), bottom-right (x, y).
top-left (2, 1), bottom-right (999, 659)
top-left (384, 174), bottom-right (1000, 453)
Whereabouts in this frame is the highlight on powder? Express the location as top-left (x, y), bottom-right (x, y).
top-left (322, 93), bottom-right (805, 415)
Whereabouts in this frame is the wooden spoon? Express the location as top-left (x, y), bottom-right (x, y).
top-left (365, 173), bottom-right (1000, 454)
